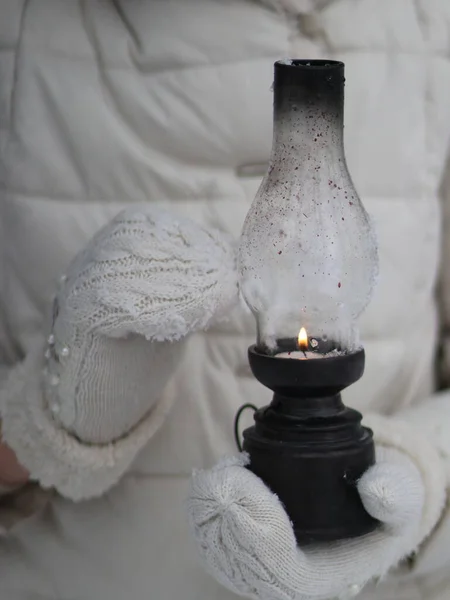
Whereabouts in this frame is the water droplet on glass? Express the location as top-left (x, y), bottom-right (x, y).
top-left (49, 374), bottom-right (60, 387)
top-left (346, 583), bottom-right (363, 598)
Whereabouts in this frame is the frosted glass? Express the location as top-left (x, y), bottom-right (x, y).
top-left (238, 61), bottom-right (378, 351)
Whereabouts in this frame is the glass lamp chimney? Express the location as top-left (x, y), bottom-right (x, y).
top-left (238, 60), bottom-right (378, 352)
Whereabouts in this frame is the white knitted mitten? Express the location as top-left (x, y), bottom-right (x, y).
top-left (1, 206), bottom-right (237, 499)
top-left (49, 205), bottom-right (236, 442)
top-left (188, 432), bottom-right (444, 600)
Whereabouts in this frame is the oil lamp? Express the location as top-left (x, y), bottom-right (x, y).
top-left (237, 59), bottom-right (379, 543)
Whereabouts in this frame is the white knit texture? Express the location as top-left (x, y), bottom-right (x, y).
top-left (57, 205), bottom-right (237, 343)
top-left (187, 440), bottom-right (436, 600)
top-left (0, 206), bottom-right (238, 498)
top-left (364, 413), bottom-right (447, 547)
top-left (0, 339), bottom-right (178, 500)
top-left (45, 205), bottom-right (237, 443)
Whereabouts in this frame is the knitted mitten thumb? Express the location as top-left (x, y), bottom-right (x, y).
top-left (187, 441), bottom-right (441, 600)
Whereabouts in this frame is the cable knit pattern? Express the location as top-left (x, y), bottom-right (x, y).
top-left (0, 207), bottom-right (238, 497)
top-left (187, 448), bottom-right (425, 600)
top-left (0, 0), bottom-right (450, 599)
top-left (56, 205), bottom-right (237, 343)
top-left (187, 414), bottom-right (447, 599)
top-left (43, 205), bottom-right (237, 443)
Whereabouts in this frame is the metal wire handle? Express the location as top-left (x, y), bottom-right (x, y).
top-left (233, 403), bottom-right (257, 452)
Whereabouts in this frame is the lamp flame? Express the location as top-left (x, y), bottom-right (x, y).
top-left (298, 327), bottom-right (308, 350)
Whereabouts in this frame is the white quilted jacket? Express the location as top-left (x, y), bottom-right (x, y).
top-left (1, 1), bottom-right (450, 599)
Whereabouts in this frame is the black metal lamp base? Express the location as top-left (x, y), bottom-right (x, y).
top-left (241, 343), bottom-right (378, 544)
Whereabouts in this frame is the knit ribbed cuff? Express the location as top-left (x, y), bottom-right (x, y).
top-left (0, 340), bottom-right (176, 501)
